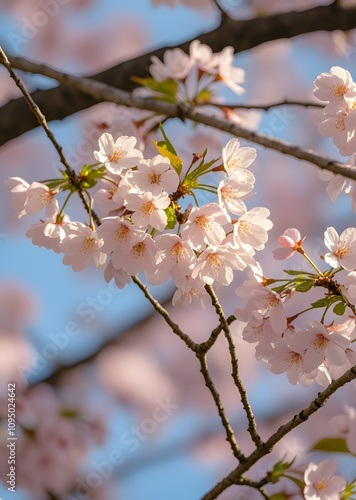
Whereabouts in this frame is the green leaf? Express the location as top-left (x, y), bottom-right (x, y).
top-left (311, 437), bottom-right (351, 454)
top-left (284, 269), bottom-right (309, 276)
top-left (295, 280), bottom-right (313, 292)
top-left (311, 295), bottom-right (340, 308)
top-left (158, 124), bottom-right (178, 155)
top-left (272, 284), bottom-right (289, 294)
top-left (164, 206), bottom-right (177, 230)
top-left (269, 457), bottom-right (296, 483)
top-left (152, 142), bottom-right (183, 175)
top-left (131, 76), bottom-right (178, 96)
top-left (333, 301), bottom-right (347, 316)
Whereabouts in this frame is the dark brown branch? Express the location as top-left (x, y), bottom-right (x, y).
top-left (2, 57), bottom-right (356, 181)
top-left (201, 364), bottom-right (356, 499)
top-left (132, 276), bottom-right (198, 351)
top-left (197, 351), bottom-right (245, 462)
top-left (1, 2), bottom-right (356, 146)
top-left (210, 99), bottom-right (324, 111)
top-left (205, 286), bottom-right (262, 448)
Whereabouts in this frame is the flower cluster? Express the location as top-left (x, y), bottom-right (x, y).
top-left (6, 133), bottom-right (271, 307)
top-left (314, 66), bottom-right (356, 157)
top-left (134, 40), bottom-right (245, 107)
top-left (234, 226), bottom-right (356, 387)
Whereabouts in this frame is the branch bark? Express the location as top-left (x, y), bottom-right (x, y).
top-left (3, 56), bottom-right (356, 181)
top-left (1, 2), bottom-right (356, 146)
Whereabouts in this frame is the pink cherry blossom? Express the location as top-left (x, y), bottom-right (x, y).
top-left (233, 207), bottom-right (273, 251)
top-left (222, 139), bottom-right (257, 179)
top-left (26, 212), bottom-right (69, 253)
top-left (304, 459), bottom-right (346, 500)
top-left (267, 337), bottom-right (307, 385)
top-left (60, 223), bottom-right (107, 271)
top-left (5, 177), bottom-right (58, 219)
top-left (191, 242), bottom-right (253, 286)
top-left (273, 227), bottom-right (305, 260)
top-left (217, 174), bottom-right (255, 217)
top-left (216, 46), bottom-right (245, 95)
top-left (189, 40), bottom-right (219, 74)
top-left (104, 260), bottom-right (131, 289)
top-left (314, 66), bottom-right (356, 112)
top-left (4, 176), bottom-right (30, 218)
top-left (324, 226), bottom-right (356, 270)
top-left (172, 274), bottom-right (208, 307)
top-left (290, 320), bottom-right (350, 373)
top-left (96, 217), bottom-right (141, 254)
top-left (150, 48), bottom-right (192, 82)
top-left (316, 102), bottom-right (356, 157)
top-left (94, 132), bottom-right (143, 174)
top-left (146, 234), bottom-right (196, 285)
top-left (181, 202), bottom-right (229, 251)
top-left (128, 155), bottom-right (179, 196)
top-left (330, 405), bottom-right (356, 454)
top-left (125, 191), bottom-right (170, 231)
top-left (113, 232), bottom-right (159, 276)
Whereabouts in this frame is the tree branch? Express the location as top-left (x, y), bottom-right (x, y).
top-left (0, 46), bottom-right (100, 226)
top-left (197, 351), bottom-right (245, 462)
top-left (4, 56), bottom-right (356, 182)
top-left (201, 364), bottom-right (356, 500)
top-left (205, 286), bottom-right (262, 448)
top-left (1, 2), bottom-right (356, 146)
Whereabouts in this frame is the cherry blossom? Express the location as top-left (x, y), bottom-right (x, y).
top-left (94, 132), bottom-right (143, 174)
top-left (104, 260), bottom-right (131, 289)
top-left (113, 232), bottom-right (159, 276)
top-left (329, 405), bottom-right (356, 454)
top-left (172, 274), bottom-right (208, 307)
top-left (324, 226), bottom-right (356, 270)
top-left (150, 48), bottom-right (192, 82)
top-left (26, 212), bottom-right (69, 253)
top-left (216, 46), bottom-right (245, 95)
top-left (189, 40), bottom-right (219, 74)
top-left (267, 337), bottom-right (307, 385)
top-left (128, 155), bottom-right (179, 196)
top-left (181, 202), bottom-right (230, 251)
top-left (217, 174), bottom-right (255, 217)
top-left (60, 223), bottom-right (107, 271)
top-left (290, 320), bottom-right (350, 373)
top-left (222, 138), bottom-right (257, 179)
top-left (273, 227), bottom-right (305, 260)
top-left (233, 207), bottom-right (273, 251)
top-left (304, 459), bottom-right (346, 500)
top-left (5, 177), bottom-right (58, 219)
top-left (125, 191), bottom-right (170, 231)
top-left (313, 66), bottom-right (356, 112)
top-left (146, 233), bottom-right (196, 285)
top-left (191, 242), bottom-right (253, 286)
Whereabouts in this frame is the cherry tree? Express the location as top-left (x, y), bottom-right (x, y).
top-left (1, 1), bottom-right (356, 499)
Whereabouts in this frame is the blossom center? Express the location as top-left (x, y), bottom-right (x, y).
top-left (132, 241), bottom-right (146, 258)
top-left (239, 220), bottom-right (252, 235)
top-left (335, 243), bottom-right (351, 258)
top-left (313, 333), bottom-right (328, 351)
top-left (108, 148), bottom-right (125, 163)
top-left (335, 114), bottom-right (346, 131)
top-left (221, 185), bottom-right (237, 201)
top-left (195, 215), bottom-right (211, 231)
top-left (313, 479), bottom-right (326, 491)
top-left (148, 172), bottom-right (162, 185)
top-left (39, 190), bottom-right (54, 206)
top-left (140, 201), bottom-right (156, 216)
top-left (332, 83), bottom-right (347, 97)
top-left (206, 252), bottom-right (223, 269)
top-left (81, 237), bottom-right (97, 254)
top-left (115, 224), bottom-right (130, 242)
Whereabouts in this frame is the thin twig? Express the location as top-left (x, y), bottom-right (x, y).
top-left (197, 351), bottom-right (245, 462)
top-left (0, 46), bottom-right (101, 226)
top-left (198, 314), bottom-right (236, 353)
top-left (205, 286), bottom-right (262, 448)
top-left (132, 276), bottom-right (198, 351)
top-left (5, 55), bottom-right (356, 182)
top-left (210, 99), bottom-right (324, 110)
top-left (201, 364), bottom-right (356, 499)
